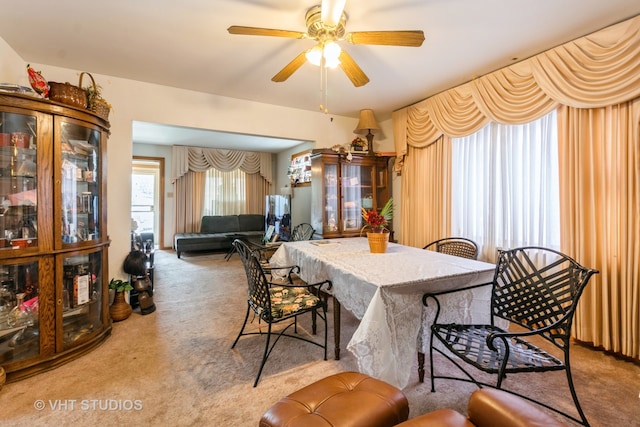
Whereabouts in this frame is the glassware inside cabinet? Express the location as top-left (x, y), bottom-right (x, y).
top-left (0, 111), bottom-right (38, 251)
top-left (0, 261), bottom-right (40, 364)
top-left (341, 163), bottom-right (373, 232)
top-left (375, 165), bottom-right (389, 211)
top-left (324, 164), bottom-right (338, 232)
top-left (60, 122), bottom-right (100, 244)
top-left (62, 252), bottom-right (102, 345)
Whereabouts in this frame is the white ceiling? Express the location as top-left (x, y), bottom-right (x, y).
top-left (2, 0), bottom-right (639, 151)
top-left (132, 121), bottom-right (311, 152)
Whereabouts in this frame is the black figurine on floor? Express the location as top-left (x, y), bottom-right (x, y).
top-left (123, 250), bottom-right (156, 315)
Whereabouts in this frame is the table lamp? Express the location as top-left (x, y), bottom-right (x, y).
top-left (354, 109), bottom-right (380, 155)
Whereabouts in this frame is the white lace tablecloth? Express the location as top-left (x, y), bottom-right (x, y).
top-left (269, 238), bottom-right (496, 389)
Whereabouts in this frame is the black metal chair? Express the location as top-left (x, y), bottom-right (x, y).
top-left (423, 237), bottom-right (478, 260)
top-left (231, 239), bottom-right (330, 387)
top-left (423, 246), bottom-right (598, 426)
top-left (417, 237), bottom-right (479, 383)
top-left (290, 223), bottom-right (315, 241)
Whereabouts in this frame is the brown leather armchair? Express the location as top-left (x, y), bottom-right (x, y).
top-left (396, 389), bottom-right (567, 427)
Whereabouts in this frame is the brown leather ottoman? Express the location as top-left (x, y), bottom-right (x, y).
top-left (395, 389), bottom-right (568, 427)
top-left (260, 371), bottom-right (409, 427)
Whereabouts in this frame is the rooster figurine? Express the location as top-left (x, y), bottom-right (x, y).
top-left (26, 64), bottom-right (49, 97)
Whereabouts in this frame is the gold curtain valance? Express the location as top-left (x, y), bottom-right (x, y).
top-left (393, 14), bottom-right (640, 169)
top-left (171, 145), bottom-right (273, 184)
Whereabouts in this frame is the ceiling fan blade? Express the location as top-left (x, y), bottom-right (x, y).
top-left (321, 0), bottom-right (347, 27)
top-left (272, 51), bottom-right (308, 82)
top-left (227, 26), bottom-right (306, 39)
top-left (338, 50), bottom-right (369, 87)
top-left (346, 30), bottom-right (425, 47)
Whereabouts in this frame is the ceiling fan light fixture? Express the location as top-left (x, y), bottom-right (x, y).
top-left (323, 41), bottom-right (341, 61)
top-left (324, 56), bottom-right (341, 68)
top-left (306, 41), bottom-right (341, 68)
top-left (305, 45), bottom-right (323, 66)
top-left (229, 2), bottom-right (423, 88)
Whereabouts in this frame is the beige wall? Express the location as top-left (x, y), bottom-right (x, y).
top-left (1, 36), bottom-right (399, 279)
top-left (1, 42), bottom-right (403, 282)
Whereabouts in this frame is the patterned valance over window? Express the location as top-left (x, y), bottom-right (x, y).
top-left (392, 14), bottom-right (640, 170)
top-left (171, 145), bottom-right (273, 184)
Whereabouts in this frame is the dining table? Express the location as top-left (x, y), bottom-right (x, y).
top-left (269, 237), bottom-right (497, 389)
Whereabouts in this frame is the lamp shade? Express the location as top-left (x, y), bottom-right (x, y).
top-left (354, 109), bottom-right (380, 135)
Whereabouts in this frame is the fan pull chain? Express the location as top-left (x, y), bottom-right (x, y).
top-left (318, 58), bottom-right (324, 113)
top-left (319, 57), bottom-right (329, 114)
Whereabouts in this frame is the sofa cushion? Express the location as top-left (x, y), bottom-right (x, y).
top-left (238, 214), bottom-right (265, 232)
top-left (175, 214), bottom-right (267, 258)
top-left (175, 233), bottom-right (234, 250)
top-left (201, 216), bottom-right (239, 233)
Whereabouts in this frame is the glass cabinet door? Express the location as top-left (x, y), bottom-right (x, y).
top-left (0, 260), bottom-right (39, 363)
top-left (341, 162), bottom-right (373, 233)
top-left (323, 163), bottom-right (339, 233)
top-left (375, 165), bottom-right (388, 210)
top-left (0, 111), bottom-right (38, 251)
top-left (59, 121), bottom-right (100, 246)
top-left (60, 251), bottom-right (102, 348)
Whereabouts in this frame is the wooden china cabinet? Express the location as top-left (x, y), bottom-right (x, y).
top-left (0, 92), bottom-right (110, 385)
top-left (310, 149), bottom-right (392, 239)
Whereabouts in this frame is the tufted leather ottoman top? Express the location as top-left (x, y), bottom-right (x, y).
top-left (260, 371), bottom-right (409, 427)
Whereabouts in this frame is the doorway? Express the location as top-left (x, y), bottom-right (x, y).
top-left (131, 157), bottom-right (164, 249)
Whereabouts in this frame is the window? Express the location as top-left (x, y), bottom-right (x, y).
top-left (131, 160), bottom-right (161, 236)
top-left (451, 110), bottom-right (560, 260)
top-left (203, 168), bottom-right (246, 216)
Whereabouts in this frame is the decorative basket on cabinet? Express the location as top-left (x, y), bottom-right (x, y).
top-left (81, 72), bottom-right (111, 121)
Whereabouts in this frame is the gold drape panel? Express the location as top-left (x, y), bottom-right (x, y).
top-left (245, 172), bottom-right (271, 215)
top-left (558, 101), bottom-right (640, 358)
top-left (174, 170), bottom-right (205, 235)
top-left (401, 138), bottom-right (452, 248)
top-left (392, 15), bottom-right (640, 358)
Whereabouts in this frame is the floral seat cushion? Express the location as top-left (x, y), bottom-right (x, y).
top-left (269, 286), bottom-right (320, 319)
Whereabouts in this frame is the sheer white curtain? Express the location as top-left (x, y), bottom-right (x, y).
top-left (451, 110), bottom-right (560, 261)
top-left (203, 168), bottom-right (246, 215)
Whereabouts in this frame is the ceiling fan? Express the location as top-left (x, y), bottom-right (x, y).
top-left (227, 0), bottom-right (425, 87)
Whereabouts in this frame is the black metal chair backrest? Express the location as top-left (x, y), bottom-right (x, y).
top-left (233, 239), bottom-right (254, 273)
top-left (492, 247), bottom-right (597, 349)
top-left (291, 223), bottom-right (314, 241)
top-left (233, 239), bottom-right (272, 322)
top-left (423, 237), bottom-right (478, 260)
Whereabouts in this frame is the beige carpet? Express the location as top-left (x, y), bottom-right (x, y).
top-left (0, 249), bottom-right (638, 426)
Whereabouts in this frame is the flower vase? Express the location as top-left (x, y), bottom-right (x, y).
top-left (109, 291), bottom-right (132, 322)
top-left (367, 232), bottom-right (389, 253)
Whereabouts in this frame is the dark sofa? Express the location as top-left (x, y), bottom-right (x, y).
top-left (174, 214), bottom-right (264, 258)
